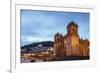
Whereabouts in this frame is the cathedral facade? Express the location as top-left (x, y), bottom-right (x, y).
top-left (54, 21), bottom-right (89, 57)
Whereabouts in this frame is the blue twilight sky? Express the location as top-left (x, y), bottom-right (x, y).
top-left (20, 10), bottom-right (90, 46)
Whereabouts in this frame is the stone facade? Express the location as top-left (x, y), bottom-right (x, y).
top-left (54, 21), bottom-right (89, 57)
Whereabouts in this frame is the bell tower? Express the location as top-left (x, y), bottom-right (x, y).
top-left (67, 21), bottom-right (78, 36)
top-left (66, 21), bottom-right (80, 56)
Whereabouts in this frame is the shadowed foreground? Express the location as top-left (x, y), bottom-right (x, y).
top-left (53, 56), bottom-right (89, 61)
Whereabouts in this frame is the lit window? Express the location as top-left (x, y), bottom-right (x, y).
top-left (59, 42), bottom-right (60, 45)
top-left (57, 43), bottom-right (58, 47)
top-left (64, 40), bottom-right (67, 44)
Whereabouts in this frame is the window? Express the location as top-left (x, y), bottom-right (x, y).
top-left (76, 44), bottom-right (77, 47)
top-left (59, 42), bottom-right (61, 45)
top-left (64, 40), bottom-right (67, 44)
top-left (73, 29), bottom-right (74, 33)
top-left (68, 43), bottom-right (70, 45)
top-left (56, 43), bottom-right (58, 47)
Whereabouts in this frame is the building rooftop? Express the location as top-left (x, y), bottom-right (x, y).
top-left (67, 21), bottom-right (78, 28)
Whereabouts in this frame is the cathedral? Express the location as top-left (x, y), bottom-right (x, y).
top-left (54, 21), bottom-right (90, 57)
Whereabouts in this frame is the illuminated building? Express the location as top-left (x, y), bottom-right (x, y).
top-left (54, 21), bottom-right (89, 57)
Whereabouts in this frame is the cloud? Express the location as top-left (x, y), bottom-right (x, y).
top-left (21, 10), bottom-right (89, 46)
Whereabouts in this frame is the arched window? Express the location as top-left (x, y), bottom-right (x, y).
top-left (64, 40), bottom-right (67, 44)
top-left (57, 43), bottom-right (58, 47)
top-left (59, 42), bottom-right (60, 46)
top-left (73, 28), bottom-right (74, 33)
